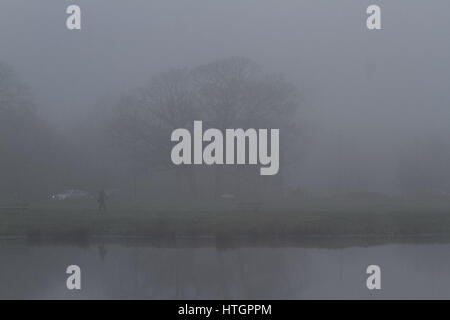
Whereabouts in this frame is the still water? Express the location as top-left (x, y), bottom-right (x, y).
top-left (1, 241), bottom-right (450, 299)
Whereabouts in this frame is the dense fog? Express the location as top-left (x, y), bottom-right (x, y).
top-left (1, 0), bottom-right (450, 206)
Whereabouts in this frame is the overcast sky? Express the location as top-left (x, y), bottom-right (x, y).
top-left (1, 0), bottom-right (449, 192)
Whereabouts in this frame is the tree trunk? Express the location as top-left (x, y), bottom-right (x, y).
top-left (187, 169), bottom-right (198, 199)
top-left (214, 166), bottom-right (222, 198)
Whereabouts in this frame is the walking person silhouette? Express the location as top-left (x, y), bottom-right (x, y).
top-left (97, 189), bottom-right (107, 213)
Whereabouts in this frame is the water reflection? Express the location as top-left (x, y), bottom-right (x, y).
top-left (1, 242), bottom-right (450, 299)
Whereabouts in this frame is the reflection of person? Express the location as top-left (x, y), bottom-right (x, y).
top-left (98, 243), bottom-right (107, 261)
top-left (98, 189), bottom-right (107, 213)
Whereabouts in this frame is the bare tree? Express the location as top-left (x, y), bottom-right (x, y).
top-left (112, 69), bottom-right (199, 198)
top-left (112, 57), bottom-right (304, 200)
top-left (0, 63), bottom-right (66, 201)
top-left (193, 57), bottom-right (302, 198)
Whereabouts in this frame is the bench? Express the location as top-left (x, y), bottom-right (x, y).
top-left (0, 206), bottom-right (29, 213)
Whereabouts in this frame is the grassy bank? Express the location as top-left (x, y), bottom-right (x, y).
top-left (1, 198), bottom-right (450, 247)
